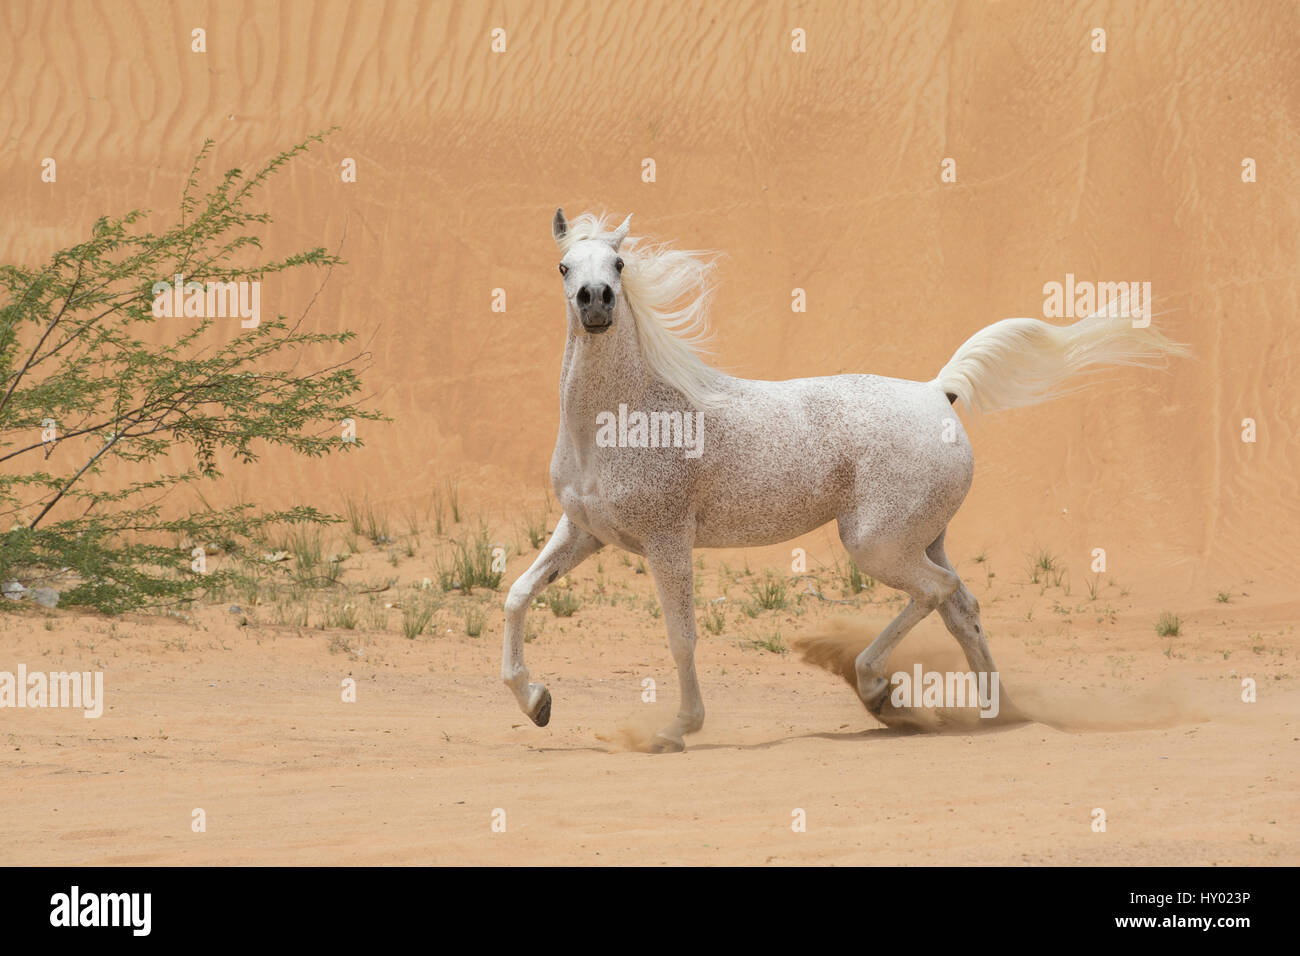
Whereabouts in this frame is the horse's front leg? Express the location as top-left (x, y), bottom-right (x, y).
top-left (644, 538), bottom-right (703, 753)
top-left (502, 513), bottom-right (603, 726)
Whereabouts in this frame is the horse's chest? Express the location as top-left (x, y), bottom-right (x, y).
top-left (551, 441), bottom-right (690, 550)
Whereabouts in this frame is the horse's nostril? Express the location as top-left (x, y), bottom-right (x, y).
top-left (577, 287), bottom-right (591, 306)
top-left (601, 286), bottom-right (614, 307)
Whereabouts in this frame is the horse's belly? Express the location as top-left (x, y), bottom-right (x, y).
top-left (694, 510), bottom-right (835, 549)
top-left (692, 482), bottom-right (840, 548)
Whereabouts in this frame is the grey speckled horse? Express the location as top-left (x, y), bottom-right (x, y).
top-left (502, 209), bottom-right (1185, 752)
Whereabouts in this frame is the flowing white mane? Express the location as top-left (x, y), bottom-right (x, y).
top-left (558, 212), bottom-right (726, 409)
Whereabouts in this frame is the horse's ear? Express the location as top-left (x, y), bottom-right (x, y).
top-left (609, 214), bottom-right (632, 251)
top-left (552, 208), bottom-right (568, 248)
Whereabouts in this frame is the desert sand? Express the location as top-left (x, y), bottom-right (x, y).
top-left (0, 0), bottom-right (1297, 865)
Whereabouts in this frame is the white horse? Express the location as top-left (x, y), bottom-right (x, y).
top-left (502, 209), bottom-right (1184, 752)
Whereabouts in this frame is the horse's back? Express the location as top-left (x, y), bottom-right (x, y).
top-left (718, 372), bottom-right (968, 468)
top-left (687, 374), bottom-right (973, 548)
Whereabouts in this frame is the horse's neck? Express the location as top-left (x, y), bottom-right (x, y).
top-left (559, 310), bottom-right (653, 437)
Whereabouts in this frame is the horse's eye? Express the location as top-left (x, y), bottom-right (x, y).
top-left (615, 257), bottom-right (624, 273)
top-left (558, 263), bottom-right (568, 276)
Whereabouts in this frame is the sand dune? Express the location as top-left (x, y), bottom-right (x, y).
top-left (2, 0), bottom-right (1297, 600)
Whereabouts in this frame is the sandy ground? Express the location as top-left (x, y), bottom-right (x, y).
top-left (1, 0), bottom-right (1299, 864)
top-left (1, 540), bottom-right (1296, 865)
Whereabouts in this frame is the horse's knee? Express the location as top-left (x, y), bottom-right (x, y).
top-left (668, 633), bottom-right (697, 663)
top-left (504, 580), bottom-right (533, 614)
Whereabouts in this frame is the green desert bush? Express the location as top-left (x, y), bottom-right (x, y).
top-left (0, 131), bottom-right (385, 613)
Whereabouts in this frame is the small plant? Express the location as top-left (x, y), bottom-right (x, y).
top-left (402, 599), bottom-right (436, 639)
top-left (287, 526), bottom-right (342, 587)
top-left (287, 525), bottom-right (322, 570)
top-left (435, 550), bottom-right (457, 592)
top-left (274, 592), bottom-right (309, 626)
top-left (524, 511), bottom-right (548, 550)
top-left (747, 571), bottom-right (789, 611)
top-left (402, 503), bottom-right (422, 538)
top-left (457, 528), bottom-right (503, 592)
top-left (1216, 591), bottom-right (1231, 604)
top-left (361, 501), bottom-right (390, 545)
top-left (842, 559), bottom-right (872, 596)
top-left (1025, 548), bottom-right (1060, 585)
top-left (228, 571), bottom-right (262, 608)
top-left (702, 602), bottom-right (726, 635)
top-left (325, 602), bottom-right (359, 630)
top-left (1155, 612), bottom-right (1181, 637)
top-left (464, 606), bottom-right (486, 637)
top-left (445, 478), bottom-right (461, 524)
top-left (545, 589), bottom-right (580, 617)
top-left (343, 496), bottom-right (366, 538)
top-left (436, 527), bottom-right (504, 593)
top-left (749, 631), bottom-right (787, 655)
top-left (432, 491), bottom-right (446, 535)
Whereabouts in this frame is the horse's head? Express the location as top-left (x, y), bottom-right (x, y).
top-left (552, 208), bottom-right (631, 335)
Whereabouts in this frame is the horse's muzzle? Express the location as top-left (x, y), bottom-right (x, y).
top-left (577, 283), bottom-right (615, 333)
top-left (580, 312), bottom-right (613, 334)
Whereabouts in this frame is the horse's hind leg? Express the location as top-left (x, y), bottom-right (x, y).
top-left (926, 532), bottom-right (995, 673)
top-left (502, 514), bottom-right (603, 726)
top-left (927, 532), bottom-right (1018, 718)
top-left (839, 525), bottom-right (960, 715)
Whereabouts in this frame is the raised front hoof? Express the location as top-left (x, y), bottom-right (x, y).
top-left (529, 688), bottom-right (552, 727)
top-left (647, 733), bottom-right (686, 754)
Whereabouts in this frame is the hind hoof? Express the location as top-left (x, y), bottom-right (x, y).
top-left (647, 733), bottom-right (685, 754)
top-left (530, 688), bottom-right (552, 727)
top-left (857, 675), bottom-right (890, 715)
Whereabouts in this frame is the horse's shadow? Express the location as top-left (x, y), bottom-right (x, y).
top-left (686, 721), bottom-right (1030, 752)
top-left (530, 720), bottom-right (1030, 755)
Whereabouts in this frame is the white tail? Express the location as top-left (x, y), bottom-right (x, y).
top-left (933, 308), bottom-right (1188, 414)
